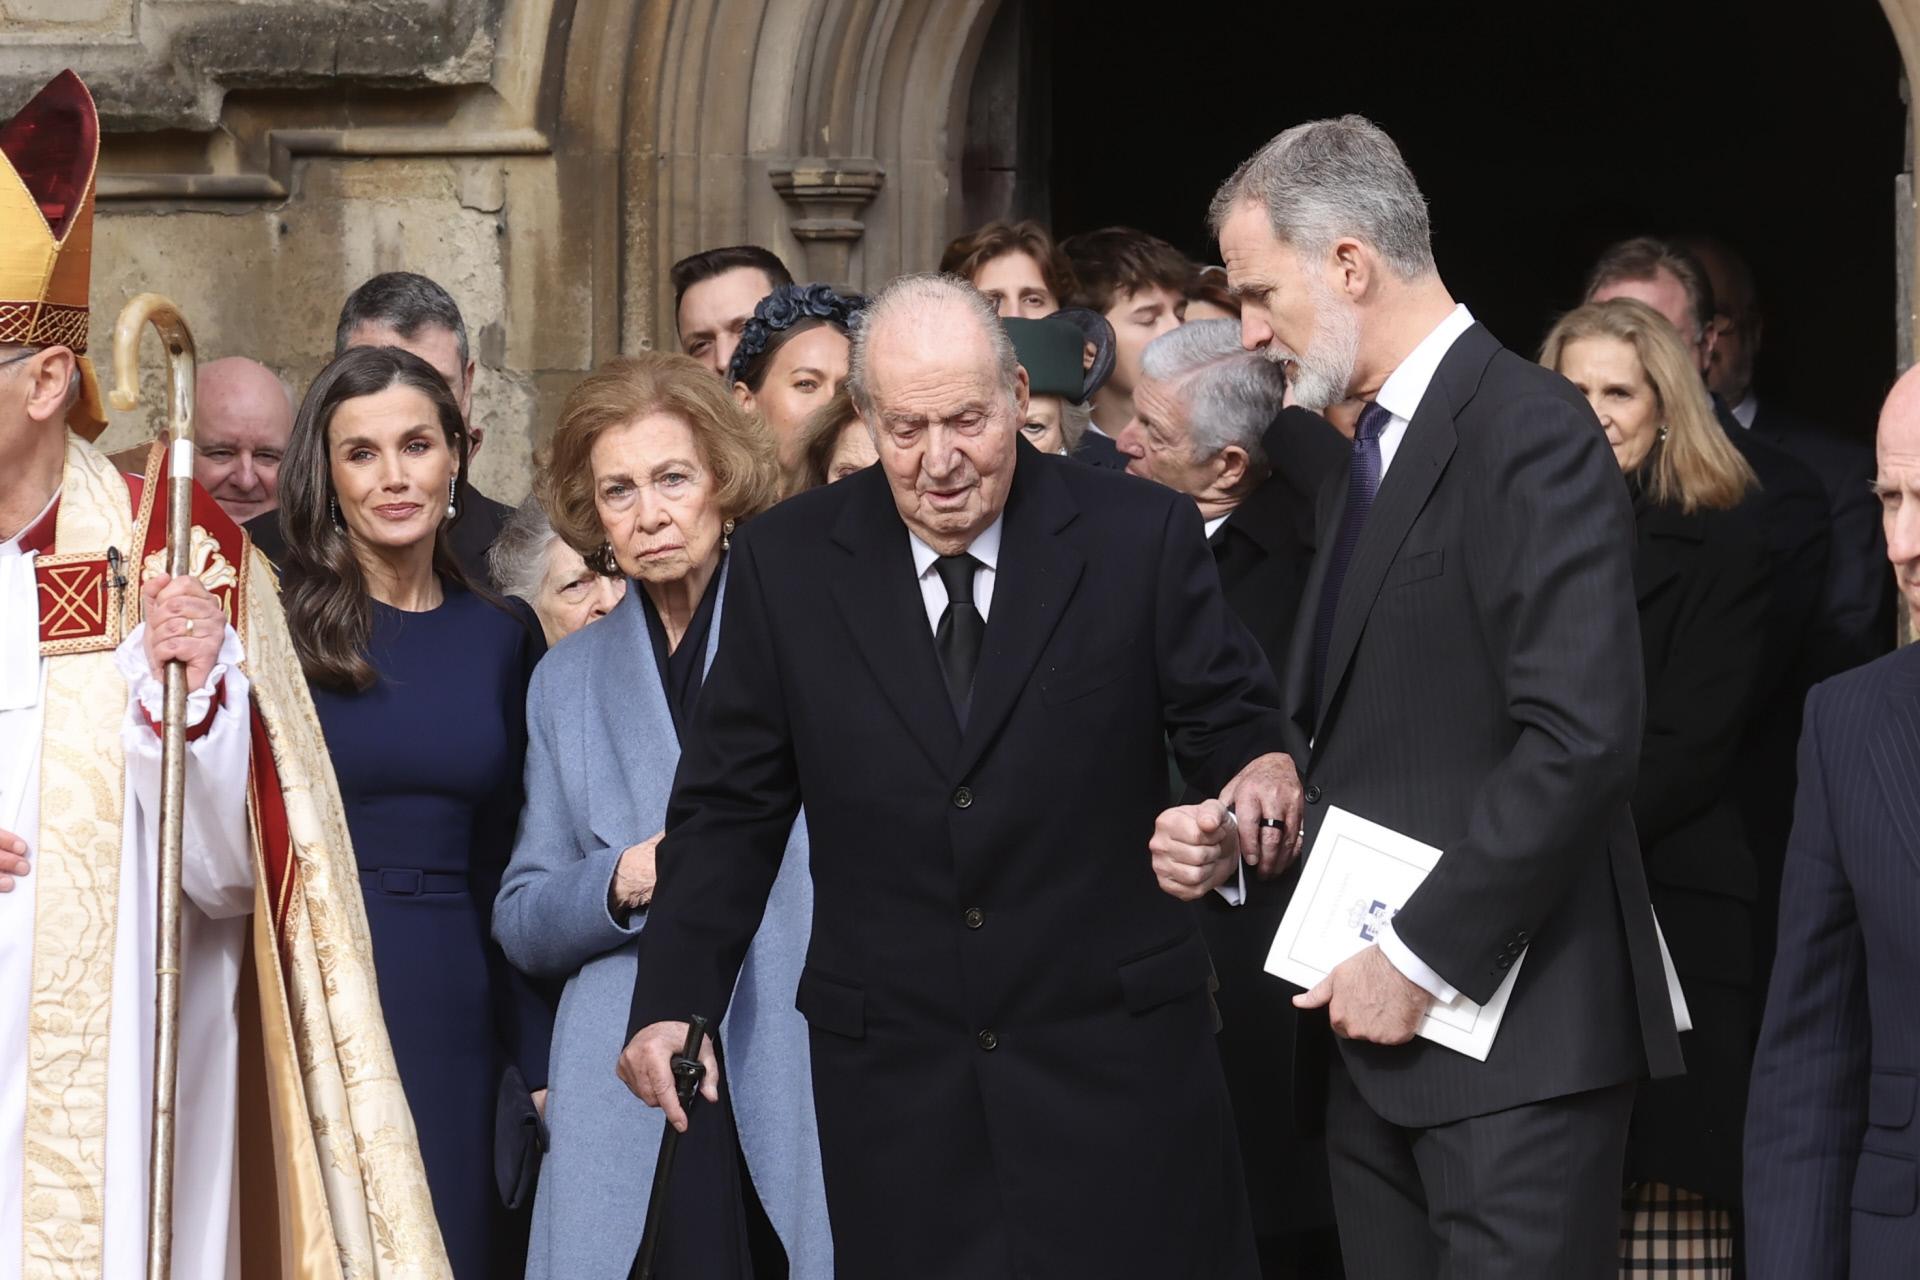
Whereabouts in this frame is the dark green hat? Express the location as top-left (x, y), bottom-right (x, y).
top-left (1003, 316), bottom-right (1088, 402)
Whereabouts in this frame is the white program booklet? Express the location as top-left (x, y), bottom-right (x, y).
top-left (1264, 806), bottom-right (1522, 1061)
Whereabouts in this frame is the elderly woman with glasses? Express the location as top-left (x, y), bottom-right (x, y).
top-left (493, 352), bottom-right (830, 1280)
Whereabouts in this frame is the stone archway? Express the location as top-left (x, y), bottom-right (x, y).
top-left (555, 0), bottom-right (1006, 353)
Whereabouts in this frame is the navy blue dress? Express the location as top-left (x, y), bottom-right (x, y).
top-left (309, 582), bottom-right (551, 1280)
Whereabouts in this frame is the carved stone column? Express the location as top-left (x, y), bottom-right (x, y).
top-left (768, 158), bottom-right (886, 287)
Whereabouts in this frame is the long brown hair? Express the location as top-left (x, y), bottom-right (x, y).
top-left (1540, 298), bottom-right (1756, 514)
top-left (279, 345), bottom-right (476, 691)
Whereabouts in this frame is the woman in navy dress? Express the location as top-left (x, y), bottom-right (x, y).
top-left (277, 345), bottom-right (552, 1279)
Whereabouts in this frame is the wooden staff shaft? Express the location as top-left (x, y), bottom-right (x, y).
top-left (109, 293), bottom-right (198, 1280)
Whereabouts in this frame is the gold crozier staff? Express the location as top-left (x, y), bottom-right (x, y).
top-left (107, 293), bottom-right (199, 1280)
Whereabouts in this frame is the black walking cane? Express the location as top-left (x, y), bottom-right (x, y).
top-left (630, 1016), bottom-right (712, 1280)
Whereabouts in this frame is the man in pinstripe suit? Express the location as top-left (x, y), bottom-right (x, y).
top-left (1213, 117), bottom-right (1686, 1277)
top-left (1744, 369), bottom-right (1920, 1279)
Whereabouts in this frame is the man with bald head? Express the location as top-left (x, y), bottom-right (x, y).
top-left (1744, 368), bottom-right (1920, 1280)
top-left (192, 357), bottom-right (293, 524)
top-left (621, 274), bottom-right (1300, 1278)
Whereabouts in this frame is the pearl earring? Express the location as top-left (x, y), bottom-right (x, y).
top-left (1657, 423), bottom-right (1670, 443)
top-left (446, 476), bottom-right (458, 520)
top-left (722, 518), bottom-right (735, 552)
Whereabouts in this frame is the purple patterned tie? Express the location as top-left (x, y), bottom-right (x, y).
top-left (1312, 401), bottom-right (1393, 709)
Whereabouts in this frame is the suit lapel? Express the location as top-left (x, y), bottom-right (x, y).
top-left (1283, 480), bottom-right (1344, 750)
top-left (1316, 377), bottom-right (1459, 726)
top-left (827, 469), bottom-right (962, 773)
top-left (1632, 506), bottom-right (1696, 605)
top-left (954, 452), bottom-right (1084, 780)
top-left (587, 589), bottom-right (672, 849)
top-left (1869, 651), bottom-right (1920, 874)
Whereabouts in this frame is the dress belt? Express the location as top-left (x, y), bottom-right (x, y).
top-left (358, 867), bottom-right (469, 897)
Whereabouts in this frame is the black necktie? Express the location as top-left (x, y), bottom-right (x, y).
top-left (1312, 401), bottom-right (1392, 709)
top-left (933, 554), bottom-right (984, 724)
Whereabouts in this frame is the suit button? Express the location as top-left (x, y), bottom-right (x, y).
top-left (1305, 785), bottom-right (1324, 804)
top-left (1496, 956), bottom-right (1513, 971)
top-left (977, 1029), bottom-right (998, 1051)
top-left (953, 786), bottom-right (974, 809)
top-left (964, 907), bottom-right (985, 930)
top-left (1515, 931), bottom-right (1530, 944)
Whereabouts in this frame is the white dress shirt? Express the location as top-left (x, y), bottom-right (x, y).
top-left (909, 513), bottom-right (1003, 630)
top-left (1354, 302), bottom-right (1477, 1006)
top-left (1202, 514), bottom-right (1229, 540)
top-left (1731, 393), bottom-right (1758, 430)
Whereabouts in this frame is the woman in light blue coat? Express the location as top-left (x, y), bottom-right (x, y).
top-left (494, 353), bottom-right (829, 1280)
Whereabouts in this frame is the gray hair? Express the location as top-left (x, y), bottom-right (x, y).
top-left (335, 271), bottom-right (471, 372)
top-left (846, 273), bottom-right (1022, 419)
top-left (1209, 115), bottom-right (1436, 282)
top-left (487, 495), bottom-right (561, 605)
top-left (1138, 319), bottom-right (1284, 463)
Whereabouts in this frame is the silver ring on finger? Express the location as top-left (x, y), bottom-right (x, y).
top-left (1258, 817), bottom-right (1286, 830)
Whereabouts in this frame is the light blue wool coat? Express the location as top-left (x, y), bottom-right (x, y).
top-left (494, 569), bottom-right (830, 1279)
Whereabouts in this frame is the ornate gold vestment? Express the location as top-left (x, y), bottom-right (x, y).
top-left (23, 436), bottom-right (451, 1280)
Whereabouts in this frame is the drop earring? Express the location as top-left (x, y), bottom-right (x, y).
top-left (722, 518), bottom-right (735, 552)
top-left (446, 476), bottom-right (458, 520)
top-left (329, 496), bottom-right (343, 529)
top-left (1657, 423), bottom-right (1670, 443)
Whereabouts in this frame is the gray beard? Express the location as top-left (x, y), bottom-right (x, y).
top-left (1269, 287), bottom-right (1361, 412)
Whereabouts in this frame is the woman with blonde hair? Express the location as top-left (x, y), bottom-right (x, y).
top-left (1543, 298), bottom-right (1770, 1279)
top-left (493, 351), bottom-right (830, 1279)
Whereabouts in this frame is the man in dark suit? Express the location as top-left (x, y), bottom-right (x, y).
top-left (247, 272), bottom-right (513, 586)
top-left (619, 274), bottom-right (1305, 1279)
top-left (1214, 117), bottom-right (1684, 1277)
top-left (1678, 232), bottom-right (1896, 668)
top-left (1744, 366), bottom-right (1920, 1279)
top-left (1116, 318), bottom-right (1349, 1273)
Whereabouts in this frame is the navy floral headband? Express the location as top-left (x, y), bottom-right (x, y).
top-left (727, 282), bottom-right (867, 386)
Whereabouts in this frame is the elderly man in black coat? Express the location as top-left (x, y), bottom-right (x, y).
top-left (620, 273), bottom-right (1304, 1280)
top-left (1116, 318), bottom-right (1347, 1269)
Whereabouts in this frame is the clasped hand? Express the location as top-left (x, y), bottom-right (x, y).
top-left (141, 570), bottom-right (224, 691)
top-left (1293, 944), bottom-right (1431, 1045)
top-left (1149, 751), bottom-right (1304, 901)
top-left (617, 1021), bottom-right (720, 1133)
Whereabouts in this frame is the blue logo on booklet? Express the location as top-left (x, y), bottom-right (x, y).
top-left (1345, 898), bottom-right (1396, 942)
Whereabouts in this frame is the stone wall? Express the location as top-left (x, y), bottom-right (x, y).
top-left (87, 152), bottom-right (592, 504)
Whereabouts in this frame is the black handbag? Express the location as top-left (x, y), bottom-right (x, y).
top-left (494, 1064), bottom-right (549, 1210)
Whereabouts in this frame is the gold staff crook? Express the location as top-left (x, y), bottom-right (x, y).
top-left (108, 292), bottom-right (198, 1280)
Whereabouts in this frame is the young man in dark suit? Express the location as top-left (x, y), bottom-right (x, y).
top-left (1744, 369), bottom-right (1920, 1280)
top-left (620, 274), bottom-right (1303, 1279)
top-left (1213, 116), bottom-right (1685, 1277)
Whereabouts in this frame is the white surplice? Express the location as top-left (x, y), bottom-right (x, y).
top-left (0, 507), bottom-right (254, 1280)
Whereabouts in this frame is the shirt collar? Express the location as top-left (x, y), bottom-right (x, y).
top-left (1373, 303), bottom-right (1475, 424)
top-left (1731, 393), bottom-right (1758, 430)
top-left (910, 510), bottom-right (1005, 578)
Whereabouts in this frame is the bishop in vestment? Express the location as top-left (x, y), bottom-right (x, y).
top-left (0, 70), bottom-right (450, 1280)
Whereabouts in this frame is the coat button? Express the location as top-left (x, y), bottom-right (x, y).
top-left (977, 1029), bottom-right (998, 1051)
top-left (1515, 931), bottom-right (1530, 944)
top-left (953, 786), bottom-right (974, 809)
top-left (1305, 784), bottom-right (1324, 804)
top-left (964, 907), bottom-right (985, 929)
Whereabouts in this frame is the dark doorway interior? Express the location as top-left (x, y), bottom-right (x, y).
top-left (1045, 0), bottom-right (1904, 440)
